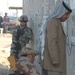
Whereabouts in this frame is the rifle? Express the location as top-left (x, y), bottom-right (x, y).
top-left (15, 27), bottom-right (24, 59)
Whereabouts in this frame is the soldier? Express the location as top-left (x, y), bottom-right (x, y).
top-left (9, 15), bottom-right (33, 75)
top-left (16, 47), bottom-right (40, 75)
top-left (10, 15), bottom-right (33, 59)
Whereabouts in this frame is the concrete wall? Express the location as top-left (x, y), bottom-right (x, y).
top-left (23, 0), bottom-right (57, 50)
top-left (23, 0), bottom-right (75, 75)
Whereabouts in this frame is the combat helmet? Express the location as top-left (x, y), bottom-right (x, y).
top-left (19, 15), bottom-right (28, 22)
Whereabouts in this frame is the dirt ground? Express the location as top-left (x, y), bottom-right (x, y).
top-left (0, 33), bottom-right (12, 75)
top-left (0, 34), bottom-right (12, 47)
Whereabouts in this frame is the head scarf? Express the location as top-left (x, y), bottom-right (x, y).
top-left (40, 1), bottom-right (72, 60)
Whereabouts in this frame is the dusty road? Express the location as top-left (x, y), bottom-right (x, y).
top-left (0, 33), bottom-right (12, 75)
top-left (0, 33), bottom-right (12, 48)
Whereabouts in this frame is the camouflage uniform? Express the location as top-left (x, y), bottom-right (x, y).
top-left (17, 57), bottom-right (40, 75)
top-left (16, 47), bottom-right (40, 75)
top-left (10, 25), bottom-right (33, 58)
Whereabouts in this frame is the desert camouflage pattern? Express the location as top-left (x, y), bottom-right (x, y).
top-left (10, 25), bottom-right (33, 57)
top-left (17, 57), bottom-right (40, 75)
